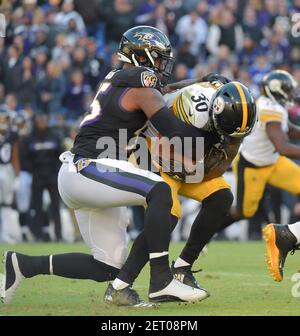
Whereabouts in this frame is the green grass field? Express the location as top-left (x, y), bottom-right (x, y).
top-left (0, 241), bottom-right (300, 316)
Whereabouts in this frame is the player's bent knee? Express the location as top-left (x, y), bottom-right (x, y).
top-left (146, 182), bottom-right (173, 208)
top-left (204, 188), bottom-right (233, 212)
top-left (92, 245), bottom-right (128, 270)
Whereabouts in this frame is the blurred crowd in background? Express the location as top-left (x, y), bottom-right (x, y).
top-left (0, 0), bottom-right (300, 243)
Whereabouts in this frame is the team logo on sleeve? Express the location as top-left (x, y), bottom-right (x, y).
top-left (141, 71), bottom-right (158, 88)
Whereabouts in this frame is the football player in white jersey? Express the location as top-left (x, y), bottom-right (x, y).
top-left (213, 70), bottom-right (300, 282)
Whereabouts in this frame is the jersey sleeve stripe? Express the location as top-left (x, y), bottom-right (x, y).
top-left (259, 114), bottom-right (283, 122)
top-left (260, 109), bottom-right (283, 117)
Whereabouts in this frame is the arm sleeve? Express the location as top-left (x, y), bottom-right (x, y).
top-left (149, 106), bottom-right (215, 142)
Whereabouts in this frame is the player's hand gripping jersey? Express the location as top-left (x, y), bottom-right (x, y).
top-left (241, 95), bottom-right (288, 166)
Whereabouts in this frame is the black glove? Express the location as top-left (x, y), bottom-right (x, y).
top-left (201, 73), bottom-right (231, 85)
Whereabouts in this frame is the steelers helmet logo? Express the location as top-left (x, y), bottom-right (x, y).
top-left (269, 79), bottom-right (281, 91)
top-left (213, 96), bottom-right (225, 114)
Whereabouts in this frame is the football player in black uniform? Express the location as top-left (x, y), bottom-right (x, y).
top-left (2, 26), bottom-right (214, 306)
top-left (0, 109), bottom-right (20, 243)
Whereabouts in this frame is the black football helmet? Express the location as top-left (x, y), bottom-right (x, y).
top-left (210, 81), bottom-right (257, 138)
top-left (262, 70), bottom-right (298, 107)
top-left (118, 25), bottom-right (174, 82)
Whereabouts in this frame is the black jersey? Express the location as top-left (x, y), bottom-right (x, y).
top-left (72, 66), bottom-right (161, 160)
top-left (0, 130), bottom-right (18, 164)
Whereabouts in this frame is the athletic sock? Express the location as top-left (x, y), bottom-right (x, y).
top-left (116, 215), bottom-right (178, 286)
top-left (288, 222), bottom-right (300, 245)
top-left (180, 189), bottom-right (233, 265)
top-left (218, 213), bottom-right (237, 232)
top-left (149, 254), bottom-right (173, 293)
top-left (174, 257), bottom-right (190, 268)
top-left (17, 253), bottom-right (119, 282)
top-left (112, 278), bottom-right (130, 290)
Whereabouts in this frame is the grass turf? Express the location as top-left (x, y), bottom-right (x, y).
top-left (0, 241), bottom-right (300, 316)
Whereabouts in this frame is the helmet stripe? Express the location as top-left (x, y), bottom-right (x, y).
top-left (233, 82), bottom-right (248, 132)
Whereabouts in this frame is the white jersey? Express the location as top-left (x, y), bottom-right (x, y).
top-left (144, 82), bottom-right (220, 137)
top-left (163, 82), bottom-right (219, 129)
top-left (241, 95), bottom-right (288, 166)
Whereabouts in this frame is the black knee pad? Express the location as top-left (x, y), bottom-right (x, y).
top-left (203, 188), bottom-right (233, 213)
top-left (146, 182), bottom-right (173, 208)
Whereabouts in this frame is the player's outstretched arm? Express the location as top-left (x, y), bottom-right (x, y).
top-left (162, 73), bottom-right (231, 94)
top-left (267, 122), bottom-right (300, 159)
top-left (123, 87), bottom-right (215, 143)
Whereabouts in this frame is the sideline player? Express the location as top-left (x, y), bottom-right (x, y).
top-left (1, 26), bottom-right (213, 306)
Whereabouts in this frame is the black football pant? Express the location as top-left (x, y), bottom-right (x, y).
top-left (31, 175), bottom-right (62, 241)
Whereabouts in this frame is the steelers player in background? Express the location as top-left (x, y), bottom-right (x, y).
top-left (0, 109), bottom-right (20, 243)
top-left (212, 70), bottom-right (300, 282)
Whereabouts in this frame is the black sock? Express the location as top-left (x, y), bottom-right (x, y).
top-left (17, 253), bottom-right (119, 282)
top-left (149, 255), bottom-right (172, 292)
top-left (180, 189), bottom-right (233, 265)
top-left (17, 253), bottom-right (50, 278)
top-left (117, 182), bottom-right (174, 287)
top-left (117, 215), bottom-right (178, 285)
top-left (218, 213), bottom-right (238, 232)
top-left (144, 183), bottom-right (173, 253)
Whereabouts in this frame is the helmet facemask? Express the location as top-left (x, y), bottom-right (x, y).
top-left (118, 26), bottom-right (175, 84)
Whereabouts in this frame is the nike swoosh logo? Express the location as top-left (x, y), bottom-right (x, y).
top-left (188, 108), bottom-right (193, 117)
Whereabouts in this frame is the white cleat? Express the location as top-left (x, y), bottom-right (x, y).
top-left (149, 278), bottom-right (209, 303)
top-left (1, 251), bottom-right (25, 304)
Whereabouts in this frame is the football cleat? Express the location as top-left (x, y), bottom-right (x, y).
top-left (1, 251), bottom-right (25, 304)
top-left (263, 224), bottom-right (299, 282)
top-left (171, 261), bottom-right (207, 291)
top-left (149, 278), bottom-right (209, 303)
top-left (104, 283), bottom-right (158, 307)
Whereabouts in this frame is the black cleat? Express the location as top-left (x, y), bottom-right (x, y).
top-left (0, 251), bottom-right (25, 304)
top-left (171, 261), bottom-right (205, 290)
top-left (104, 283), bottom-right (157, 307)
top-left (263, 224), bottom-right (300, 282)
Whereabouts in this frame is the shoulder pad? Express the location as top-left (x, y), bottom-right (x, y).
top-left (111, 67), bottom-right (161, 89)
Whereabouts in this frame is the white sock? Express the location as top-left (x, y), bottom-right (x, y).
top-left (112, 278), bottom-right (129, 290)
top-left (174, 257), bottom-right (190, 268)
top-left (288, 222), bottom-right (300, 244)
top-left (149, 252), bottom-right (168, 259)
